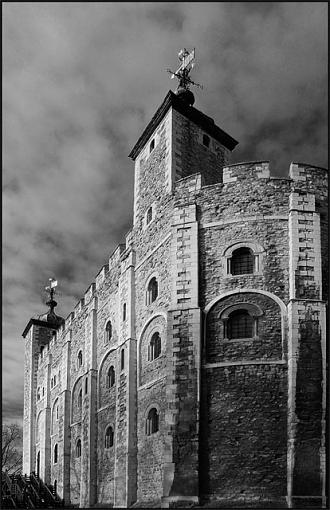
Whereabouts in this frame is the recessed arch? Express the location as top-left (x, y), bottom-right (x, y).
top-left (98, 348), bottom-right (116, 408)
top-left (204, 289), bottom-right (287, 357)
top-left (70, 375), bottom-right (84, 424)
top-left (137, 312), bottom-right (167, 386)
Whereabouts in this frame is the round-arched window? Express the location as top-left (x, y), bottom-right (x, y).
top-left (105, 321), bottom-right (112, 343)
top-left (146, 408), bottom-right (159, 436)
top-left (104, 426), bottom-right (114, 448)
top-left (227, 309), bottom-right (254, 339)
top-left (231, 247), bottom-right (254, 275)
top-left (146, 277), bottom-right (158, 305)
top-left (106, 366), bottom-right (115, 388)
top-left (148, 332), bottom-right (161, 361)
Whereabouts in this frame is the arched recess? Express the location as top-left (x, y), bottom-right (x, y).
top-left (204, 288), bottom-right (287, 360)
top-left (98, 348), bottom-right (116, 408)
top-left (71, 375), bottom-right (84, 424)
top-left (137, 312), bottom-right (167, 387)
top-left (51, 398), bottom-right (59, 434)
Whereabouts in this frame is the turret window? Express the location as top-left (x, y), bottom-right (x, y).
top-left (146, 277), bottom-right (158, 305)
top-left (146, 408), bottom-right (159, 436)
top-left (105, 426), bottom-right (114, 449)
top-left (148, 332), bottom-right (161, 361)
top-left (106, 366), bottom-right (115, 388)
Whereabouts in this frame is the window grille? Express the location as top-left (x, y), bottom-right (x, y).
top-left (147, 277), bottom-right (158, 304)
top-left (231, 247), bottom-right (254, 275)
top-left (146, 408), bottom-right (159, 435)
top-left (227, 310), bottom-right (253, 339)
top-left (76, 439), bottom-right (81, 458)
top-left (105, 426), bottom-right (114, 448)
top-left (105, 321), bottom-right (112, 342)
top-left (148, 332), bottom-right (161, 361)
top-left (106, 366), bottom-right (115, 388)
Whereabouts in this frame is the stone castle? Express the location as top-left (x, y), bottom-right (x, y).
top-left (22, 79), bottom-right (328, 508)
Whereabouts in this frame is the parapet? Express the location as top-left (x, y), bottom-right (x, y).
top-left (223, 161), bottom-right (270, 183)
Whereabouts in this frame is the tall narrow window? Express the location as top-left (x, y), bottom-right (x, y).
top-left (78, 389), bottom-right (82, 409)
top-left (85, 377), bottom-right (88, 394)
top-left (231, 247), bottom-right (254, 275)
top-left (105, 320), bottom-right (112, 343)
top-left (76, 439), bottom-right (81, 458)
top-left (77, 350), bottom-right (83, 368)
top-left (40, 346), bottom-right (44, 359)
top-left (146, 408), bottom-right (159, 436)
top-left (37, 387), bottom-right (41, 401)
top-left (146, 206), bottom-right (153, 225)
top-left (123, 303), bottom-right (127, 321)
top-left (149, 139), bottom-right (155, 154)
top-left (203, 134), bottom-right (210, 147)
top-left (106, 366), bottom-right (115, 388)
top-left (54, 444), bottom-right (58, 464)
top-left (121, 349), bottom-right (125, 371)
top-left (227, 310), bottom-right (253, 339)
top-left (56, 403), bottom-right (59, 421)
top-left (146, 277), bottom-right (158, 305)
top-left (105, 426), bottom-right (114, 449)
top-left (148, 332), bottom-right (161, 361)
top-left (54, 375), bottom-right (56, 386)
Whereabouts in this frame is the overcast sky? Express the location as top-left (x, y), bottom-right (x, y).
top-left (3, 2), bottom-right (328, 425)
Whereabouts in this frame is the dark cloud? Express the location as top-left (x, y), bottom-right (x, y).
top-left (3, 2), bottom-right (327, 424)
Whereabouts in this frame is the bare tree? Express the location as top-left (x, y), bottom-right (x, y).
top-left (1, 423), bottom-right (23, 474)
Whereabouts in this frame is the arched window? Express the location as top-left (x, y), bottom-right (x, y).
top-left (148, 332), bottom-right (161, 361)
top-left (77, 350), bottom-right (83, 368)
top-left (227, 309), bottom-right (254, 339)
top-left (123, 303), bottom-right (127, 321)
top-left (203, 134), bottom-right (210, 147)
top-left (104, 426), bottom-right (114, 449)
top-left (146, 408), bottom-right (159, 436)
top-left (121, 349), bottom-right (125, 371)
top-left (146, 206), bottom-right (153, 225)
top-left (149, 139), bottom-right (155, 154)
top-left (76, 439), bottom-right (81, 458)
top-left (146, 277), bottom-right (158, 305)
top-left (54, 444), bottom-right (58, 464)
top-left (78, 389), bottom-right (82, 409)
top-left (231, 247), bottom-right (254, 275)
top-left (106, 366), bottom-right (115, 388)
top-left (105, 320), bottom-right (112, 343)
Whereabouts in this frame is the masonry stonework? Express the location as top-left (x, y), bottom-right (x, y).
top-left (22, 90), bottom-right (328, 508)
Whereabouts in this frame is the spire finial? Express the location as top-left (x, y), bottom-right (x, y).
top-left (166, 48), bottom-right (203, 104)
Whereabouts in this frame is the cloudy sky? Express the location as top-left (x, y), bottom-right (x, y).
top-left (3, 2), bottom-right (327, 425)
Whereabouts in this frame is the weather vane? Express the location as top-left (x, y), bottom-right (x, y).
top-left (45, 277), bottom-right (58, 313)
top-left (167, 48), bottom-right (203, 93)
